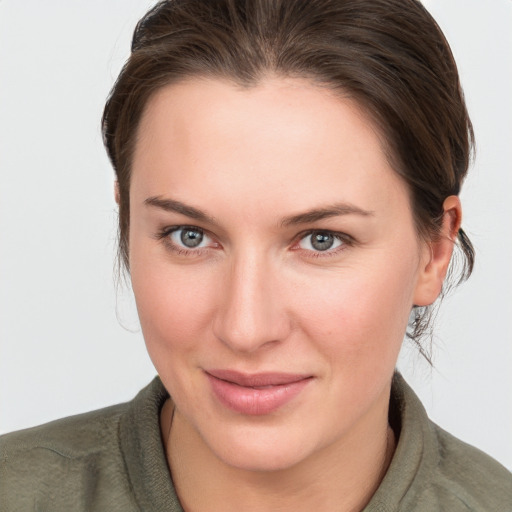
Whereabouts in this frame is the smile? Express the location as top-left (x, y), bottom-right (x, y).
top-left (205, 370), bottom-right (313, 416)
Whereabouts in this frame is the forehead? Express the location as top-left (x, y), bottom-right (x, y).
top-left (131, 77), bottom-right (410, 221)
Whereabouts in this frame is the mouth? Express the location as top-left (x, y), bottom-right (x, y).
top-left (205, 369), bottom-right (313, 415)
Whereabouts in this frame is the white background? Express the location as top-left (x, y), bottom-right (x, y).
top-left (1, 1), bottom-right (511, 470)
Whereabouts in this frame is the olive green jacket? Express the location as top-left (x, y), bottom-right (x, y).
top-left (1, 375), bottom-right (511, 511)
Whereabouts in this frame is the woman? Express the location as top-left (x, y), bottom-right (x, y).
top-left (1, 0), bottom-right (511, 510)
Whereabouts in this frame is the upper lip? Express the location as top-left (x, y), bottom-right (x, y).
top-left (205, 369), bottom-right (312, 387)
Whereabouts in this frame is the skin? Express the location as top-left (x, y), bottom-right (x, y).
top-left (128, 77), bottom-right (461, 511)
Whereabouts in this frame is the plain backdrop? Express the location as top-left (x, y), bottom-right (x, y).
top-left (1, 1), bottom-right (511, 470)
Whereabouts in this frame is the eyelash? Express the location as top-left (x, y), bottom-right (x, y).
top-left (291, 230), bottom-right (353, 258)
top-left (156, 225), bottom-right (216, 257)
top-left (156, 226), bottom-right (354, 258)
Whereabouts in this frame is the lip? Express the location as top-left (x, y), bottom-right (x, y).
top-left (205, 369), bottom-right (313, 415)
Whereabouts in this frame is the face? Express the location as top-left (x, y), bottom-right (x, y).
top-left (129, 77), bottom-right (431, 472)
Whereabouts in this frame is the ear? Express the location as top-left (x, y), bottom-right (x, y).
top-left (114, 180), bottom-right (121, 205)
top-left (413, 195), bottom-right (462, 307)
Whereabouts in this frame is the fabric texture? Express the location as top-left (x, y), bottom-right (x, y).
top-left (1, 374), bottom-right (511, 511)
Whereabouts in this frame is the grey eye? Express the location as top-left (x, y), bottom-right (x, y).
top-left (168, 227), bottom-right (210, 249)
top-left (311, 232), bottom-right (334, 251)
top-left (298, 231), bottom-right (343, 252)
top-left (180, 228), bottom-right (204, 248)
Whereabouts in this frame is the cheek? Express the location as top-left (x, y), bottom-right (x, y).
top-left (131, 262), bottom-right (221, 408)
top-left (130, 253), bottom-right (217, 361)
top-left (292, 257), bottom-right (417, 366)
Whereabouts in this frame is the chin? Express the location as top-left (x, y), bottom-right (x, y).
top-left (221, 446), bottom-right (308, 473)
top-left (203, 422), bottom-right (317, 473)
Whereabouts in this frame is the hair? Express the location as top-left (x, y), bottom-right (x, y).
top-left (102, 0), bottom-right (475, 360)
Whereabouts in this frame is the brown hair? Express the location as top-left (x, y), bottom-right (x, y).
top-left (102, 0), bottom-right (475, 358)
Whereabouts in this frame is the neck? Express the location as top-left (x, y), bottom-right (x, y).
top-left (161, 391), bottom-right (395, 512)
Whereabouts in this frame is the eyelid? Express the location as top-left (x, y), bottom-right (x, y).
top-left (156, 225), bottom-right (353, 258)
top-left (157, 225), bottom-right (220, 255)
top-left (291, 229), bottom-right (354, 256)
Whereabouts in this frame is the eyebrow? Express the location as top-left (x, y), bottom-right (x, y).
top-left (144, 196), bottom-right (373, 227)
top-left (280, 203), bottom-right (374, 226)
top-left (144, 196), bottom-right (217, 224)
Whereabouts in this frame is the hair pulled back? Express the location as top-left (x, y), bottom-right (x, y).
top-left (102, 0), bottom-right (475, 359)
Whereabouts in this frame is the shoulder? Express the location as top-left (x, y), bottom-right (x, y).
top-left (374, 374), bottom-right (512, 512)
top-left (0, 401), bottom-right (138, 511)
top-left (1, 401), bottom-right (127, 460)
top-left (427, 422), bottom-right (512, 511)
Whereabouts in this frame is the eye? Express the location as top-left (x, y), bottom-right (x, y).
top-left (166, 226), bottom-right (213, 250)
top-left (297, 231), bottom-right (344, 252)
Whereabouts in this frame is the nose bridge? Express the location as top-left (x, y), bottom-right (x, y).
top-left (213, 247), bottom-right (288, 352)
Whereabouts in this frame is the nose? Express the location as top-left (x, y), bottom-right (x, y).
top-left (212, 251), bottom-right (291, 354)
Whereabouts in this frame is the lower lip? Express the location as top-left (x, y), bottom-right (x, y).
top-left (206, 374), bottom-right (312, 415)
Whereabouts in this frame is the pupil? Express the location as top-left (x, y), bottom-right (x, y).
top-left (311, 232), bottom-right (334, 251)
top-left (181, 229), bottom-right (203, 248)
